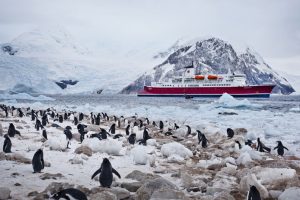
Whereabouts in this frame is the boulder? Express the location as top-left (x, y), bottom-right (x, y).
top-left (0, 187), bottom-right (11, 200)
top-left (74, 145), bottom-right (93, 157)
top-left (89, 191), bottom-right (117, 200)
top-left (150, 189), bottom-right (185, 200)
top-left (279, 187), bottom-right (300, 200)
top-left (121, 182), bottom-right (143, 192)
top-left (125, 170), bottom-right (160, 183)
top-left (39, 173), bottom-right (64, 180)
top-left (136, 178), bottom-right (178, 200)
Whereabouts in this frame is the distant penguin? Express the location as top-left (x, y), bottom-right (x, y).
top-left (274, 141), bottom-right (289, 156)
top-left (79, 113), bottom-right (84, 121)
top-left (42, 114), bottom-right (48, 126)
top-left (64, 112), bottom-right (68, 120)
top-left (52, 188), bottom-right (87, 200)
top-left (42, 129), bottom-right (47, 140)
top-left (109, 124), bottom-right (116, 134)
top-left (139, 127), bottom-right (151, 145)
top-left (3, 134), bottom-right (12, 153)
top-left (227, 128), bottom-right (234, 139)
top-left (35, 119), bottom-right (42, 131)
top-left (91, 158), bottom-right (121, 188)
top-left (128, 133), bottom-right (136, 145)
top-left (174, 123), bottom-right (179, 130)
top-left (159, 121), bottom-right (164, 130)
top-left (197, 130), bottom-right (208, 148)
top-left (64, 126), bottom-right (73, 149)
top-left (113, 134), bottom-right (123, 139)
top-left (247, 185), bottom-right (261, 200)
top-left (51, 111), bottom-right (55, 118)
top-left (185, 125), bottom-right (191, 136)
top-left (73, 116), bottom-right (78, 125)
top-left (245, 139), bottom-right (253, 147)
top-left (125, 125), bottom-right (130, 135)
top-left (95, 114), bottom-right (100, 125)
top-left (17, 108), bottom-right (24, 118)
top-left (256, 138), bottom-right (271, 153)
top-left (32, 149), bottom-right (44, 173)
top-left (139, 119), bottom-right (143, 128)
top-left (235, 140), bottom-right (242, 149)
top-left (152, 121), bottom-right (157, 127)
top-left (145, 118), bottom-right (150, 125)
top-left (31, 110), bottom-right (36, 121)
top-left (8, 123), bottom-right (16, 137)
top-left (58, 115), bottom-right (63, 123)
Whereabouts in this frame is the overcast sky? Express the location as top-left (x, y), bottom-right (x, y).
top-left (0, 0), bottom-right (299, 74)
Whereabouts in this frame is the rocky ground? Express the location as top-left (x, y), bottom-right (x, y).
top-left (0, 106), bottom-right (300, 200)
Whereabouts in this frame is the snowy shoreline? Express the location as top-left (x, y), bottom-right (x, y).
top-left (1, 101), bottom-right (300, 199)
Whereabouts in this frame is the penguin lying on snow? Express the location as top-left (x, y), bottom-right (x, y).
top-left (51, 188), bottom-right (87, 200)
top-left (274, 141), bottom-right (289, 156)
top-left (91, 158), bottom-right (121, 188)
top-left (256, 138), bottom-right (271, 153)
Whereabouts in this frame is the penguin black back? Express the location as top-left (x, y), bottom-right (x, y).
top-left (274, 141), bottom-right (289, 156)
top-left (3, 134), bottom-right (12, 153)
top-left (91, 158), bottom-right (121, 188)
top-left (247, 185), bottom-right (261, 200)
top-left (109, 124), bottom-right (116, 134)
top-left (42, 129), bottom-right (47, 140)
top-left (227, 128), bottom-right (234, 139)
top-left (8, 123), bottom-right (16, 137)
top-left (128, 133), bottom-right (136, 145)
top-left (125, 125), bottom-right (130, 135)
top-left (52, 188), bottom-right (87, 200)
top-left (32, 149), bottom-right (44, 173)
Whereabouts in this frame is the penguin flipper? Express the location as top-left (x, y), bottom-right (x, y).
top-left (274, 146), bottom-right (278, 150)
top-left (91, 168), bottom-right (101, 179)
top-left (284, 146), bottom-right (289, 151)
top-left (112, 168), bottom-right (121, 179)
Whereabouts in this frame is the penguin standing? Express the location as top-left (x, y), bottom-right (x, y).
top-left (79, 113), bottom-right (84, 121)
top-left (77, 124), bottom-right (87, 143)
top-left (128, 133), bottom-right (136, 145)
top-left (109, 124), bottom-right (116, 134)
top-left (31, 110), bottom-right (36, 121)
top-left (17, 108), bottom-right (24, 118)
top-left (256, 138), bottom-right (271, 153)
top-left (247, 185), bottom-right (261, 200)
top-left (8, 123), bottom-right (16, 137)
top-left (185, 125), bottom-right (191, 137)
top-left (73, 116), bottom-right (79, 125)
top-left (91, 158), bottom-right (121, 188)
top-left (274, 141), bottom-right (289, 156)
top-left (3, 134), bottom-right (12, 153)
top-left (125, 125), bottom-right (130, 136)
top-left (50, 111), bottom-right (55, 119)
top-left (159, 121), bottom-right (164, 130)
top-left (35, 119), bottom-right (43, 131)
top-left (95, 114), bottom-right (101, 125)
top-left (100, 128), bottom-right (110, 139)
top-left (64, 112), bottom-right (68, 120)
top-left (32, 149), bottom-right (44, 173)
top-left (42, 129), bottom-right (47, 141)
top-left (227, 128), bottom-right (234, 139)
top-left (139, 127), bottom-right (151, 145)
top-left (197, 130), bottom-right (208, 148)
top-left (64, 126), bottom-right (73, 149)
top-left (174, 123), bottom-right (179, 130)
top-left (58, 115), bottom-right (63, 123)
top-left (52, 188), bottom-right (87, 200)
top-left (42, 114), bottom-right (48, 126)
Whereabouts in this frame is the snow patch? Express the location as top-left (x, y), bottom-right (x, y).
top-left (161, 142), bottom-right (192, 159)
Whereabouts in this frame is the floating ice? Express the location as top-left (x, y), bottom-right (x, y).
top-left (0, 92), bottom-right (55, 101)
top-left (215, 93), bottom-right (259, 109)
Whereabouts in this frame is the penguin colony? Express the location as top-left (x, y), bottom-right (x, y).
top-left (0, 103), bottom-right (296, 200)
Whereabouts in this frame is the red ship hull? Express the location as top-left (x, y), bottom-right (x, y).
top-left (138, 85), bottom-right (275, 98)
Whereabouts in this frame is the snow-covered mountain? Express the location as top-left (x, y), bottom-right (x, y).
top-left (121, 37), bottom-right (295, 95)
top-left (0, 28), bottom-right (146, 94)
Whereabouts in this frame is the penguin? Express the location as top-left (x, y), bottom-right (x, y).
top-left (128, 133), bottom-right (136, 145)
top-left (145, 118), bottom-right (150, 125)
top-left (42, 114), bottom-right (48, 126)
top-left (31, 110), bottom-right (36, 121)
top-left (185, 125), bottom-right (191, 137)
top-left (42, 129), bottom-right (47, 141)
top-left (73, 116), bottom-right (79, 125)
top-left (109, 124), bottom-right (116, 134)
top-left (235, 140), bottom-right (242, 149)
top-left (95, 114), bottom-right (100, 125)
top-left (152, 121), bottom-right (157, 127)
top-left (227, 128), bottom-right (234, 139)
top-left (17, 108), bottom-right (24, 118)
top-left (139, 119), bottom-right (143, 128)
top-left (274, 141), bottom-right (289, 156)
top-left (100, 128), bottom-right (110, 139)
top-left (91, 158), bottom-right (121, 188)
top-left (197, 130), bottom-right (208, 148)
top-left (35, 119), bottom-right (43, 131)
top-left (0, 105), bottom-right (8, 117)
top-left (77, 124), bottom-right (87, 143)
top-left (113, 134), bottom-right (123, 139)
top-left (138, 127), bottom-right (151, 145)
top-left (32, 149), bottom-right (44, 173)
top-left (256, 138), bottom-right (271, 153)
top-left (79, 113), bottom-right (84, 121)
top-left (245, 139), bottom-right (253, 147)
top-left (125, 125), bottom-right (130, 136)
top-left (52, 188), bottom-right (87, 200)
top-left (247, 185), bottom-right (261, 200)
top-left (174, 123), bottom-right (179, 130)
top-left (8, 123), bottom-right (16, 137)
top-left (159, 121), bottom-right (164, 130)
top-left (64, 126), bottom-right (73, 149)
top-left (58, 115), bottom-right (63, 123)
top-left (64, 112), bottom-right (68, 120)
top-left (3, 134), bottom-right (12, 153)
top-left (51, 111), bottom-right (55, 119)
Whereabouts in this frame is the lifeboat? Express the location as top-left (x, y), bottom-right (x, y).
top-left (194, 75), bottom-right (205, 80)
top-left (207, 75), bottom-right (218, 80)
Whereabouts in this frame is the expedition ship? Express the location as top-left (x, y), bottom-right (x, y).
top-left (137, 66), bottom-right (275, 98)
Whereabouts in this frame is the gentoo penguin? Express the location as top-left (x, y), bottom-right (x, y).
top-left (32, 149), bottom-right (44, 173)
top-left (174, 123), bottom-right (179, 130)
top-left (95, 114), bottom-right (100, 125)
top-left (3, 134), bottom-right (12, 153)
top-left (109, 124), bottom-right (116, 134)
top-left (100, 128), bottom-right (110, 139)
top-left (128, 133), bottom-right (136, 145)
top-left (31, 110), bottom-right (36, 121)
top-left (91, 158), bottom-right (121, 188)
top-left (256, 138), bottom-right (271, 153)
top-left (42, 129), bottom-right (47, 141)
top-left (35, 119), bottom-right (43, 131)
top-left (185, 125), bottom-right (191, 137)
top-left (17, 108), bottom-right (24, 118)
top-left (152, 121), bottom-right (157, 127)
top-left (58, 115), bottom-right (63, 123)
top-left (247, 185), bottom-right (261, 200)
top-left (51, 111), bottom-right (55, 119)
top-left (64, 126), bottom-right (73, 149)
top-left (125, 125), bottom-right (130, 136)
top-left (52, 188), bottom-right (87, 200)
top-left (197, 130), bottom-right (208, 148)
top-left (159, 121), bottom-right (164, 130)
top-left (64, 112), bottom-right (68, 120)
top-left (42, 114), bottom-right (48, 126)
top-left (8, 123), bottom-right (16, 137)
top-left (274, 141), bottom-right (289, 156)
top-left (73, 116), bottom-right (79, 125)
top-left (227, 128), bottom-right (234, 139)
top-left (139, 119), bottom-right (143, 128)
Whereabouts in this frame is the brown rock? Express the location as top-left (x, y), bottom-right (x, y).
top-left (74, 145), bottom-right (93, 157)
